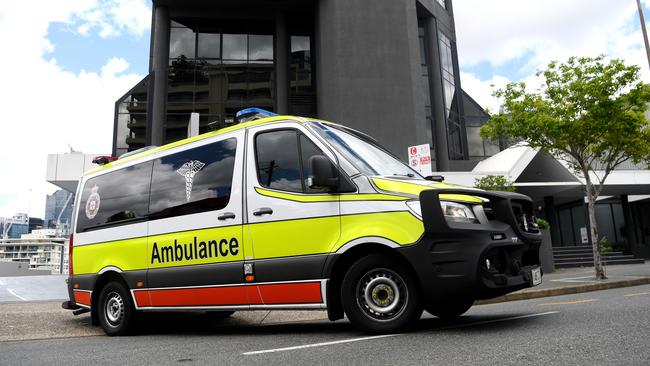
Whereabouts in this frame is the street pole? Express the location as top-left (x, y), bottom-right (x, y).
top-left (637, 0), bottom-right (650, 71)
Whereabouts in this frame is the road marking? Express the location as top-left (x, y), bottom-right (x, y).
top-left (243, 311), bottom-right (559, 356)
top-left (624, 291), bottom-right (650, 297)
top-left (538, 299), bottom-right (596, 306)
top-left (243, 334), bottom-right (401, 355)
top-left (7, 288), bottom-right (28, 301)
top-left (551, 276), bottom-right (597, 283)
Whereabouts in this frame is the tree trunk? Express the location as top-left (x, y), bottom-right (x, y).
top-left (584, 175), bottom-right (606, 280)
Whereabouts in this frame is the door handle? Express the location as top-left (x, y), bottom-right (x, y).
top-left (253, 207), bottom-right (273, 216)
top-left (218, 212), bottom-right (236, 221)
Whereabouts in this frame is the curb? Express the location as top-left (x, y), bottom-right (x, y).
top-left (475, 277), bottom-right (650, 305)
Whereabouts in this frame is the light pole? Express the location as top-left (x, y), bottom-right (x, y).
top-left (637, 0), bottom-right (650, 71)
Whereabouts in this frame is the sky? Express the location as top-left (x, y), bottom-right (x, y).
top-left (0, 0), bottom-right (650, 218)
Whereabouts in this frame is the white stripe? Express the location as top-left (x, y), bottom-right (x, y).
top-left (243, 334), bottom-right (400, 355)
top-left (7, 288), bottom-right (28, 301)
top-left (243, 311), bottom-right (559, 356)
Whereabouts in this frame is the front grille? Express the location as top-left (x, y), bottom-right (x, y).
top-left (512, 201), bottom-right (540, 234)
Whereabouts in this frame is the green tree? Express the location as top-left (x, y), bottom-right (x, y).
top-left (474, 175), bottom-right (516, 192)
top-left (481, 56), bottom-right (650, 280)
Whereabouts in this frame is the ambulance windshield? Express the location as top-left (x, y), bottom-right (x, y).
top-left (309, 122), bottom-right (422, 178)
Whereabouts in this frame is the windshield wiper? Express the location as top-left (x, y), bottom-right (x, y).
top-left (393, 173), bottom-right (415, 178)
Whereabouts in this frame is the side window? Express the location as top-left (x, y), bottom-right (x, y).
top-left (255, 129), bottom-right (329, 193)
top-left (256, 130), bottom-right (303, 192)
top-left (76, 161), bottom-right (153, 232)
top-left (149, 138), bottom-right (237, 220)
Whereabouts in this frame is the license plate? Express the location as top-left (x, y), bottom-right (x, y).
top-left (531, 267), bottom-right (542, 286)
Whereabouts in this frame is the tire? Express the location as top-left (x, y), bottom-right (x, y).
top-left (425, 298), bottom-right (473, 319)
top-left (341, 254), bottom-right (422, 333)
top-left (205, 311), bottom-right (235, 319)
top-left (97, 281), bottom-right (136, 336)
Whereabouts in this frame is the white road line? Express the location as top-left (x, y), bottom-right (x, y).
top-left (243, 334), bottom-right (401, 355)
top-left (243, 311), bottom-right (559, 356)
top-left (7, 288), bottom-right (28, 301)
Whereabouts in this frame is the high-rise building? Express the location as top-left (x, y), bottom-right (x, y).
top-left (113, 0), bottom-right (493, 171)
top-left (44, 189), bottom-right (75, 233)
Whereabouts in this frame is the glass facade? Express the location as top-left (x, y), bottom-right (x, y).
top-left (438, 31), bottom-right (465, 160)
top-left (418, 22), bottom-right (436, 164)
top-left (556, 201), bottom-right (627, 246)
top-left (289, 35), bottom-right (316, 116)
top-left (436, 0), bottom-right (446, 9)
top-left (114, 75), bottom-right (151, 156)
top-left (166, 19), bottom-right (275, 144)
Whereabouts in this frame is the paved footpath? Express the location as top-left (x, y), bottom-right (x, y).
top-left (0, 263), bottom-right (647, 342)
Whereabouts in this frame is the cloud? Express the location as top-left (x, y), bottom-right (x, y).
top-left (455, 0), bottom-right (650, 112)
top-left (0, 1), bottom-right (150, 218)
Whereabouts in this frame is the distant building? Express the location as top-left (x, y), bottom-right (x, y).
top-left (0, 213), bottom-right (29, 239)
top-left (0, 229), bottom-right (68, 273)
top-left (44, 189), bottom-right (74, 235)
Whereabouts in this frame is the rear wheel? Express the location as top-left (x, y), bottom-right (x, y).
top-left (341, 254), bottom-right (422, 333)
top-left (97, 281), bottom-right (136, 336)
top-left (425, 298), bottom-right (473, 319)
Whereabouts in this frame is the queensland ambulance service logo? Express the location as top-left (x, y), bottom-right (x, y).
top-left (177, 160), bottom-right (205, 202)
top-left (85, 185), bottom-right (101, 219)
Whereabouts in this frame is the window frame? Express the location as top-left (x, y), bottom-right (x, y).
top-left (148, 136), bottom-right (238, 221)
top-left (253, 127), bottom-right (348, 194)
top-left (75, 161), bottom-right (154, 233)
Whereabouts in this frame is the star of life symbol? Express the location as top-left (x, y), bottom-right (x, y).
top-left (177, 160), bottom-right (205, 202)
top-left (85, 185), bottom-right (101, 220)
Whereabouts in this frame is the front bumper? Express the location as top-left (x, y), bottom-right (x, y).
top-left (398, 189), bottom-right (543, 302)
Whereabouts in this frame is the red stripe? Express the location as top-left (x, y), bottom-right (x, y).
top-left (133, 290), bottom-right (151, 307)
top-left (258, 282), bottom-right (322, 304)
top-left (74, 290), bottom-right (91, 306)
top-left (147, 286), bottom-right (248, 307)
top-left (138, 282), bottom-right (322, 307)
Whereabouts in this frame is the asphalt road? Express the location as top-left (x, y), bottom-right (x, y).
top-left (1, 285), bottom-right (648, 365)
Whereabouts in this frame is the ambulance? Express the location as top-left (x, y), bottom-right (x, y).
top-left (62, 108), bottom-right (543, 336)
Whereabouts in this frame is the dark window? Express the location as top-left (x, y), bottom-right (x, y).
top-left (438, 30), bottom-right (465, 160)
top-left (149, 138), bottom-right (237, 220)
top-left (76, 162), bottom-right (153, 232)
top-left (256, 130), bottom-right (302, 192)
top-left (255, 130), bottom-right (328, 193)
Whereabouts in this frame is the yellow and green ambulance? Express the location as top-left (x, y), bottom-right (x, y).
top-left (63, 109), bottom-right (543, 335)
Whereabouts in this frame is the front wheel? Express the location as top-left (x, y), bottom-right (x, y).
top-left (425, 298), bottom-right (473, 319)
top-left (341, 254), bottom-right (422, 333)
top-left (97, 281), bottom-right (136, 336)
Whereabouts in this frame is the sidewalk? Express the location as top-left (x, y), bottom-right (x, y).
top-left (476, 262), bottom-right (650, 305)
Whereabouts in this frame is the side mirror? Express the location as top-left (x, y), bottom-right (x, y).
top-left (425, 175), bottom-right (445, 182)
top-left (308, 155), bottom-right (339, 190)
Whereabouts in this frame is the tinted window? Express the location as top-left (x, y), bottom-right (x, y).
top-left (256, 130), bottom-right (331, 193)
top-left (149, 138), bottom-right (237, 220)
top-left (76, 162), bottom-right (153, 232)
top-left (256, 130), bottom-right (302, 192)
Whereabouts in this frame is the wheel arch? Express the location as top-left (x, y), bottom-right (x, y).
top-left (324, 240), bottom-right (421, 321)
top-left (91, 270), bottom-right (130, 325)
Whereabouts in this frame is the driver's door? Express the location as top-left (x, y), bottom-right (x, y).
top-left (245, 123), bottom-right (341, 306)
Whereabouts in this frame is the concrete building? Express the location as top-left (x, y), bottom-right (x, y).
top-left (0, 229), bottom-right (68, 274)
top-left (113, 0), bottom-right (493, 170)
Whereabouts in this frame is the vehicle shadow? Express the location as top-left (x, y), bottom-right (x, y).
top-left (114, 311), bottom-right (549, 337)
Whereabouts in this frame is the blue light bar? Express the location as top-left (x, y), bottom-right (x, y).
top-left (235, 108), bottom-right (278, 122)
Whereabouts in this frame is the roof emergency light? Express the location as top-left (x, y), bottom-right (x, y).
top-left (235, 108), bottom-right (278, 123)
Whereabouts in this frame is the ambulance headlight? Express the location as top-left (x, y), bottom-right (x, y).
top-left (406, 200), bottom-right (422, 219)
top-left (440, 201), bottom-right (478, 224)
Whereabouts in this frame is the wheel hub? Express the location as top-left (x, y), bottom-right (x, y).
top-left (105, 292), bottom-right (124, 325)
top-left (357, 269), bottom-right (407, 321)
